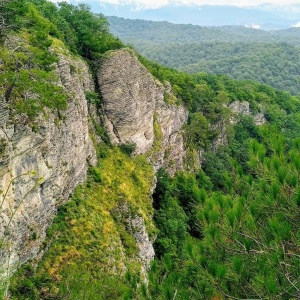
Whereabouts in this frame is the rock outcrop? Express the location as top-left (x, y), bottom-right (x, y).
top-left (112, 203), bottom-right (155, 278)
top-left (0, 54), bottom-right (97, 279)
top-left (229, 101), bottom-right (266, 125)
top-left (98, 49), bottom-right (188, 174)
top-left (209, 101), bottom-right (266, 153)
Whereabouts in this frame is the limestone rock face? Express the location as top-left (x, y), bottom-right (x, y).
top-left (154, 95), bottom-right (188, 175)
top-left (210, 101), bottom-right (266, 152)
top-left (0, 54), bottom-right (96, 278)
top-left (98, 50), bottom-right (156, 154)
top-left (254, 112), bottom-right (266, 126)
top-left (229, 101), bottom-right (266, 125)
top-left (98, 49), bottom-right (188, 174)
top-left (130, 215), bottom-right (155, 276)
top-left (228, 101), bottom-right (250, 115)
top-left (112, 203), bottom-right (155, 277)
top-left (0, 48), bottom-right (188, 284)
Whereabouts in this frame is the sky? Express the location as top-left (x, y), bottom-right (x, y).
top-left (50, 0), bottom-right (300, 9)
top-left (49, 0), bottom-right (300, 29)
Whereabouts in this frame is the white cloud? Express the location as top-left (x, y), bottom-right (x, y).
top-left (88, 0), bottom-right (167, 9)
top-left (244, 23), bottom-right (261, 29)
top-left (293, 21), bottom-right (300, 27)
top-left (48, 0), bottom-right (300, 12)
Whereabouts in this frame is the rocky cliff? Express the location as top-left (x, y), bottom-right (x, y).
top-left (0, 47), bottom-right (188, 285)
top-left (0, 53), bottom-right (97, 279)
top-left (98, 49), bottom-right (188, 174)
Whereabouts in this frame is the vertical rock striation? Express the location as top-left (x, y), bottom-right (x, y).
top-left (98, 49), bottom-right (188, 174)
top-left (0, 54), bottom-right (97, 279)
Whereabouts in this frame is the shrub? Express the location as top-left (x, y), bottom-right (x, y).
top-left (119, 142), bottom-right (136, 156)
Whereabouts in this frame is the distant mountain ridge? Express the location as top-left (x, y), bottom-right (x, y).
top-left (108, 16), bottom-right (300, 95)
top-left (108, 17), bottom-right (300, 46)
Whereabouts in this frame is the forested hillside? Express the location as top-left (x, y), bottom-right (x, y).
top-left (139, 58), bottom-right (300, 299)
top-left (108, 17), bottom-right (300, 95)
top-left (1, 1), bottom-right (300, 299)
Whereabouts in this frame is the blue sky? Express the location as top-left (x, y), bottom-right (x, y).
top-left (50, 0), bottom-right (300, 9)
top-left (49, 0), bottom-right (300, 29)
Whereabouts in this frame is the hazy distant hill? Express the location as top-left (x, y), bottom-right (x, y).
top-left (108, 17), bottom-right (300, 46)
top-left (108, 17), bottom-right (300, 95)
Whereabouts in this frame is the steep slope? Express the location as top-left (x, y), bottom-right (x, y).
top-left (1, 40), bottom-right (188, 300)
top-left (8, 146), bottom-right (156, 299)
top-left (0, 41), bottom-right (97, 282)
top-left (2, 1), bottom-right (300, 299)
top-left (0, 39), bottom-right (188, 287)
top-left (0, 2), bottom-right (188, 296)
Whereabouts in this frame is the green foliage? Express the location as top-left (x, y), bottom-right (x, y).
top-left (85, 91), bottom-right (101, 105)
top-left (138, 55), bottom-right (300, 298)
top-left (0, 0), bottom-right (69, 123)
top-left (138, 53), bottom-right (300, 164)
top-left (2, 0), bottom-right (125, 57)
top-left (5, 2), bottom-right (300, 299)
top-left (119, 142), bottom-right (137, 156)
top-left (0, 46), bottom-right (67, 122)
top-left (56, 2), bottom-right (123, 58)
top-left (154, 195), bottom-right (189, 258)
top-left (9, 146), bottom-right (155, 299)
top-left (0, 138), bottom-right (7, 158)
top-left (147, 122), bottom-right (300, 299)
top-left (0, 0), bottom-right (125, 122)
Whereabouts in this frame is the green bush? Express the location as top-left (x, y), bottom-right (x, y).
top-left (119, 142), bottom-right (136, 156)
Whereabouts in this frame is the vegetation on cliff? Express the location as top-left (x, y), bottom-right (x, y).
top-left (0, 0), bottom-right (123, 123)
top-left (148, 127), bottom-right (300, 299)
top-left (135, 57), bottom-right (300, 299)
top-left (9, 146), bottom-right (155, 299)
top-left (139, 55), bottom-right (300, 155)
top-left (2, 0), bottom-right (300, 299)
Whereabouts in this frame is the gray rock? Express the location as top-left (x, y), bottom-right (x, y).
top-left (228, 101), bottom-right (250, 115)
top-left (0, 53), bottom-right (97, 280)
top-left (98, 49), bottom-right (188, 174)
top-left (0, 47), bottom-right (189, 287)
top-left (98, 49), bottom-right (156, 153)
top-left (229, 101), bottom-right (266, 125)
top-left (254, 112), bottom-right (266, 126)
top-left (130, 215), bottom-right (155, 275)
top-left (112, 203), bottom-right (155, 278)
top-left (208, 100), bottom-right (266, 154)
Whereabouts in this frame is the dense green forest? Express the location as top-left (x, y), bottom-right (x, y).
top-left (109, 17), bottom-right (300, 95)
top-left (2, 1), bottom-right (300, 299)
top-left (108, 17), bottom-right (300, 46)
top-left (140, 58), bottom-right (300, 299)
